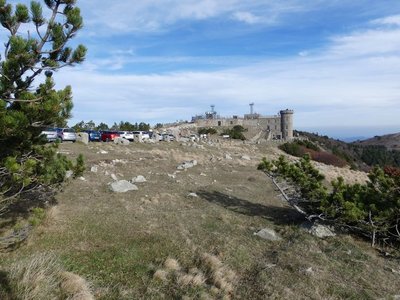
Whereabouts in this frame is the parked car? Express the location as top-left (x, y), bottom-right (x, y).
top-left (84, 130), bottom-right (101, 142)
top-left (57, 128), bottom-right (76, 142)
top-left (101, 131), bottom-right (120, 142)
top-left (118, 131), bottom-right (134, 141)
top-left (162, 133), bottom-right (175, 141)
top-left (40, 127), bottom-right (59, 142)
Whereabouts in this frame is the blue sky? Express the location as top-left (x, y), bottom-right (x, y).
top-left (7, 0), bottom-right (400, 138)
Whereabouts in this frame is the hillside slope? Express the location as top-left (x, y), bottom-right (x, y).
top-left (1, 141), bottom-right (399, 299)
top-left (355, 132), bottom-right (400, 150)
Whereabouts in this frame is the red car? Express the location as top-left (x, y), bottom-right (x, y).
top-left (101, 131), bottom-right (120, 142)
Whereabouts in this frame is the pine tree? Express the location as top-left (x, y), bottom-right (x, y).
top-left (0, 0), bottom-right (86, 212)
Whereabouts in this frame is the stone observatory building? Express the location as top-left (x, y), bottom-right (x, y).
top-left (192, 105), bottom-right (294, 141)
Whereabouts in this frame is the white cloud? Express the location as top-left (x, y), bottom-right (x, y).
top-left (79, 0), bottom-right (317, 34)
top-left (232, 11), bottom-right (262, 24)
top-left (59, 14), bottom-right (400, 129)
top-left (372, 14), bottom-right (400, 26)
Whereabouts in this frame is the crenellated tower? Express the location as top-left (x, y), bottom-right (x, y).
top-left (280, 109), bottom-right (294, 140)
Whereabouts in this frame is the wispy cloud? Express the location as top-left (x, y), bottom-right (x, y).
top-left (232, 11), bottom-right (263, 24)
top-left (60, 13), bottom-right (400, 129)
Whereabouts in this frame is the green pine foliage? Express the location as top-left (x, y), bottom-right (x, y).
top-left (0, 0), bottom-right (86, 213)
top-left (198, 127), bottom-right (217, 135)
top-left (259, 155), bottom-right (400, 251)
top-left (221, 125), bottom-right (246, 140)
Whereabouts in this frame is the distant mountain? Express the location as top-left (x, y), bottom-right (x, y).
top-left (340, 136), bottom-right (369, 143)
top-left (354, 132), bottom-right (400, 150)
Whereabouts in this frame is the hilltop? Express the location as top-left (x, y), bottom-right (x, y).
top-left (354, 132), bottom-right (400, 150)
top-left (1, 139), bottom-right (398, 299)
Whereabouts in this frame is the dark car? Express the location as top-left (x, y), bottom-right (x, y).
top-left (84, 130), bottom-right (101, 142)
top-left (101, 131), bottom-right (120, 142)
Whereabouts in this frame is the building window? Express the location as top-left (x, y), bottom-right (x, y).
top-left (218, 121), bottom-right (221, 126)
top-left (230, 121), bottom-right (233, 125)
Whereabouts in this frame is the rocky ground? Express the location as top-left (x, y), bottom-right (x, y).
top-left (1, 140), bottom-right (399, 299)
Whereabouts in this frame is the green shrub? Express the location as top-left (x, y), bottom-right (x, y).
top-left (259, 155), bottom-right (400, 251)
top-left (198, 127), bottom-right (217, 135)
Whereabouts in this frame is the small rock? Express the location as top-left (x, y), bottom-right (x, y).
top-left (225, 154), bottom-right (233, 160)
top-left (98, 150), bottom-right (108, 154)
top-left (241, 155), bottom-right (251, 160)
top-left (177, 160), bottom-right (198, 170)
top-left (254, 228), bottom-right (282, 241)
top-left (78, 176), bottom-right (86, 181)
top-left (65, 170), bottom-right (73, 179)
top-left (114, 137), bottom-right (130, 145)
top-left (90, 166), bottom-right (98, 173)
top-left (132, 175), bottom-right (146, 183)
top-left (302, 267), bottom-right (314, 276)
top-left (111, 174), bottom-right (118, 181)
top-left (110, 180), bottom-right (138, 193)
top-left (168, 173), bottom-right (176, 179)
top-left (187, 192), bottom-right (198, 198)
top-left (301, 222), bottom-right (336, 238)
top-left (200, 173), bottom-right (207, 176)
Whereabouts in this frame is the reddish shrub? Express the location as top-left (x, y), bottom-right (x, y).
top-left (383, 166), bottom-right (400, 178)
top-left (300, 147), bottom-right (348, 167)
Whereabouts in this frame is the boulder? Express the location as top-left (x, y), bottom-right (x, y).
top-left (114, 137), bottom-right (130, 145)
top-left (254, 228), bottom-right (282, 241)
top-left (110, 180), bottom-right (138, 193)
top-left (132, 175), bottom-right (147, 183)
top-left (90, 166), bottom-right (98, 173)
top-left (76, 132), bottom-right (89, 145)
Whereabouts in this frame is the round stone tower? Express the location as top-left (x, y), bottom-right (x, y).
top-left (280, 109), bottom-right (294, 140)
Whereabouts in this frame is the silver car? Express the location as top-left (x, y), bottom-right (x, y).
top-left (58, 128), bottom-right (76, 142)
top-left (40, 127), bottom-right (58, 142)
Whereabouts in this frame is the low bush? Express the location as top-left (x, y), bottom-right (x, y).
top-left (198, 127), bottom-right (217, 135)
top-left (259, 155), bottom-right (400, 252)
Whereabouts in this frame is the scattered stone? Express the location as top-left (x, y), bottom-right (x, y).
top-left (301, 267), bottom-right (314, 276)
top-left (301, 222), bottom-right (336, 238)
top-left (114, 137), bottom-right (130, 145)
top-left (110, 180), bottom-right (138, 193)
top-left (111, 174), bottom-right (118, 181)
top-left (177, 160), bottom-right (198, 170)
top-left (254, 228), bottom-right (282, 241)
top-left (90, 166), bottom-right (98, 173)
top-left (97, 150), bottom-right (108, 154)
top-left (65, 170), bottom-right (73, 179)
top-left (78, 176), bottom-right (86, 181)
top-left (225, 154), bottom-right (233, 160)
top-left (168, 173), bottom-right (176, 179)
top-left (132, 175), bottom-right (146, 183)
top-left (187, 192), bottom-right (198, 198)
top-left (200, 173), bottom-right (207, 176)
top-left (76, 132), bottom-right (89, 145)
top-left (241, 155), bottom-right (251, 160)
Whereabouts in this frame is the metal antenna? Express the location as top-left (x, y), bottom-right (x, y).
top-left (249, 103), bottom-right (254, 114)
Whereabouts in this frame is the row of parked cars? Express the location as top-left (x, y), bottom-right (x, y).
top-left (40, 128), bottom-right (157, 143)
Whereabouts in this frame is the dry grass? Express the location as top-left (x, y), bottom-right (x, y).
top-left (1, 141), bottom-right (399, 299)
top-left (6, 253), bottom-right (94, 300)
top-left (60, 271), bottom-right (94, 300)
